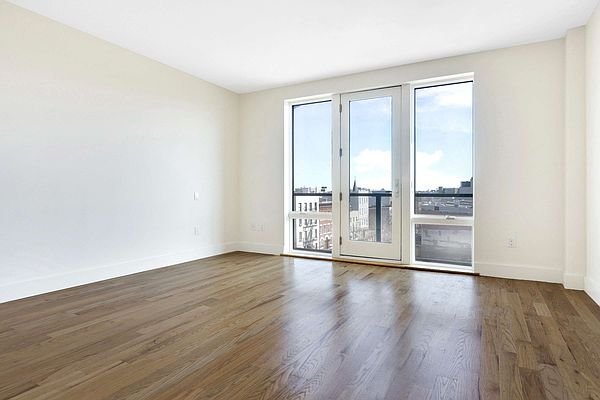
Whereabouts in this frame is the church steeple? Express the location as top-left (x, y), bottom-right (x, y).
top-left (352, 177), bottom-right (357, 192)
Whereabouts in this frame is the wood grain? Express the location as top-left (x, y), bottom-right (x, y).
top-left (1, 252), bottom-right (599, 399)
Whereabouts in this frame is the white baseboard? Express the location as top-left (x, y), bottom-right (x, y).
top-left (236, 241), bottom-right (282, 255)
top-left (563, 272), bottom-right (585, 290)
top-left (0, 242), bottom-right (237, 304)
top-left (476, 262), bottom-right (563, 284)
top-left (585, 276), bottom-right (600, 306)
top-left (4, 243), bottom-right (593, 306)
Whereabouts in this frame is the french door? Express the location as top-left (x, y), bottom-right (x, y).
top-left (338, 87), bottom-right (410, 261)
top-left (287, 76), bottom-right (473, 269)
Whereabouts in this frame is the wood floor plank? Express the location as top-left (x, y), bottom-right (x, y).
top-left (1, 252), bottom-right (600, 399)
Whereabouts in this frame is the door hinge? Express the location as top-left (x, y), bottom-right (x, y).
top-left (339, 236), bottom-right (342, 245)
top-left (339, 192), bottom-right (342, 201)
top-left (339, 148), bottom-right (342, 157)
top-left (339, 103), bottom-right (342, 113)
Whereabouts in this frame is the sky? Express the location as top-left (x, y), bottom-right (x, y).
top-left (293, 81), bottom-right (472, 192)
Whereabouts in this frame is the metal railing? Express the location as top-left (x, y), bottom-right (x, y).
top-left (292, 192), bottom-right (332, 197)
top-left (293, 191), bottom-right (472, 197)
top-left (414, 193), bottom-right (472, 198)
top-left (348, 192), bottom-right (391, 242)
top-left (292, 191), bottom-right (472, 244)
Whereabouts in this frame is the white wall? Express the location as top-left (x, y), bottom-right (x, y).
top-left (586, 2), bottom-right (600, 305)
top-left (239, 40), bottom-right (568, 283)
top-left (0, 2), bottom-right (239, 302)
top-left (564, 27), bottom-right (587, 290)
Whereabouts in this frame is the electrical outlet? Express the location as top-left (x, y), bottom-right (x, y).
top-left (507, 238), bottom-right (516, 248)
top-left (250, 223), bottom-right (257, 232)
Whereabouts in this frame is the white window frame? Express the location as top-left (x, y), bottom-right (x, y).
top-left (283, 73), bottom-right (475, 271)
top-left (409, 76), bottom-right (475, 272)
top-left (284, 95), bottom-right (334, 257)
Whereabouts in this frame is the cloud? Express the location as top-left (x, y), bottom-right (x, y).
top-left (351, 149), bottom-right (391, 190)
top-left (350, 149), bottom-right (464, 192)
top-left (416, 149), bottom-right (443, 169)
top-left (353, 149), bottom-right (390, 173)
top-left (414, 83), bottom-right (473, 136)
top-left (415, 150), bottom-right (462, 191)
top-left (416, 82), bottom-right (472, 111)
top-left (351, 97), bottom-right (392, 120)
top-left (433, 84), bottom-right (472, 108)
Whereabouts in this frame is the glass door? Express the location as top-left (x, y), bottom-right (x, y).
top-left (339, 87), bottom-right (404, 260)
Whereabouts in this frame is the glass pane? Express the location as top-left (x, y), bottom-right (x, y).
top-left (292, 195), bottom-right (332, 253)
top-left (348, 96), bottom-right (393, 243)
top-left (414, 82), bottom-right (473, 216)
top-left (349, 194), bottom-right (393, 243)
top-left (415, 224), bottom-right (472, 266)
top-left (293, 101), bottom-right (332, 199)
top-left (414, 195), bottom-right (473, 216)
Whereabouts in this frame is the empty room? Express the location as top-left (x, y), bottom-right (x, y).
top-left (2, 0), bottom-right (600, 399)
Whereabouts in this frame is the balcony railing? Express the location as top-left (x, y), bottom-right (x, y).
top-left (291, 191), bottom-right (473, 247)
top-left (292, 192), bottom-right (332, 196)
top-left (414, 192), bottom-right (473, 217)
top-left (293, 191), bottom-right (472, 197)
top-left (414, 193), bottom-right (472, 197)
top-left (348, 192), bottom-right (391, 242)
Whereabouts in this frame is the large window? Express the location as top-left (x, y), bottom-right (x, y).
top-left (292, 101), bottom-right (332, 252)
top-left (413, 81), bottom-right (473, 267)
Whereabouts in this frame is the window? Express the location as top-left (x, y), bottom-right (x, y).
top-left (413, 80), bottom-right (473, 268)
top-left (414, 81), bottom-right (473, 216)
top-left (286, 78), bottom-right (473, 266)
top-left (291, 100), bottom-right (333, 253)
top-left (415, 224), bottom-right (472, 266)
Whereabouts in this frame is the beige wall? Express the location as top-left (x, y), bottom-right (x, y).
top-left (564, 27), bottom-right (587, 289)
top-left (586, 2), bottom-right (600, 304)
top-left (239, 40), bottom-right (568, 283)
top-left (0, 2), bottom-right (239, 302)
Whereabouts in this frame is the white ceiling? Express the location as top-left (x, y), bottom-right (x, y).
top-left (8, 0), bottom-right (600, 93)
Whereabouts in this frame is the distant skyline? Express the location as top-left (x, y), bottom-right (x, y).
top-left (293, 82), bottom-right (472, 192)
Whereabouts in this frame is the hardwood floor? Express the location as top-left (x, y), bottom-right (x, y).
top-left (1, 252), bottom-right (600, 400)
